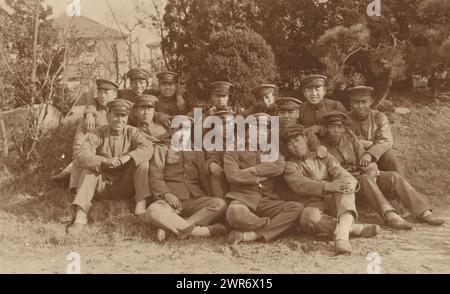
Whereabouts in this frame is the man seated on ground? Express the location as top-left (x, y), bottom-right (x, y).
top-left (51, 79), bottom-right (119, 190)
top-left (67, 99), bottom-right (154, 235)
top-left (282, 125), bottom-right (379, 254)
top-left (139, 116), bottom-right (227, 241)
top-left (131, 94), bottom-right (172, 216)
top-left (223, 114), bottom-right (303, 244)
top-left (319, 111), bottom-right (445, 230)
top-left (243, 83), bottom-right (279, 116)
top-left (347, 86), bottom-right (405, 176)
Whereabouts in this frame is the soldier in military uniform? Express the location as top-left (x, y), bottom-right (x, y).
top-left (156, 71), bottom-right (189, 116)
top-left (223, 114), bottom-right (303, 244)
top-left (51, 79), bottom-right (119, 189)
top-left (120, 68), bottom-right (154, 100)
top-left (139, 116), bottom-right (227, 241)
top-left (276, 97), bottom-right (326, 157)
top-left (82, 68), bottom-right (185, 131)
top-left (347, 86), bottom-right (405, 175)
top-left (120, 68), bottom-right (185, 109)
top-left (207, 81), bottom-right (243, 115)
top-left (276, 97), bottom-right (303, 129)
top-left (244, 84), bottom-right (279, 116)
top-left (282, 125), bottom-right (379, 254)
top-left (67, 99), bottom-right (154, 235)
top-left (320, 111), bottom-right (445, 230)
top-left (131, 95), bottom-right (172, 216)
top-left (298, 75), bottom-right (347, 133)
top-left (205, 110), bottom-right (234, 199)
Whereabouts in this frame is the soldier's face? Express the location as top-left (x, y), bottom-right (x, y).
top-left (287, 135), bottom-right (308, 158)
top-left (136, 105), bottom-right (155, 123)
top-left (350, 98), bottom-right (371, 119)
top-left (303, 86), bottom-right (326, 105)
top-left (131, 79), bottom-right (147, 95)
top-left (97, 88), bottom-right (117, 106)
top-left (278, 109), bottom-right (299, 127)
top-left (160, 82), bottom-right (176, 98)
top-left (211, 93), bottom-right (229, 109)
top-left (326, 124), bottom-right (345, 143)
top-left (108, 112), bottom-right (129, 133)
top-left (262, 91), bottom-right (275, 108)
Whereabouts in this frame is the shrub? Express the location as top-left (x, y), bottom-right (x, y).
top-left (185, 28), bottom-right (278, 108)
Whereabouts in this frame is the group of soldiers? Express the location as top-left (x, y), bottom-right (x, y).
top-left (55, 68), bottom-right (445, 254)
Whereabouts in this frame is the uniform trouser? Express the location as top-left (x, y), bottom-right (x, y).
top-left (69, 162), bottom-right (82, 190)
top-left (225, 197), bottom-right (303, 242)
top-left (377, 149), bottom-right (405, 176)
top-left (357, 172), bottom-right (430, 219)
top-left (299, 193), bottom-right (357, 236)
top-left (72, 161), bottom-right (151, 213)
top-left (210, 176), bottom-right (230, 198)
top-left (140, 197), bottom-right (227, 237)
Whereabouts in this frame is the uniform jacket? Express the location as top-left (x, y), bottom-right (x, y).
top-left (76, 125), bottom-right (153, 178)
top-left (137, 121), bottom-right (171, 169)
top-left (224, 151), bottom-right (285, 210)
top-left (157, 94), bottom-right (189, 116)
top-left (320, 132), bottom-right (378, 176)
top-left (299, 98), bottom-right (347, 127)
top-left (349, 109), bottom-right (393, 160)
top-left (149, 151), bottom-right (212, 200)
top-left (283, 154), bottom-right (356, 201)
top-left (73, 102), bottom-right (109, 158)
top-left (242, 103), bottom-right (278, 116)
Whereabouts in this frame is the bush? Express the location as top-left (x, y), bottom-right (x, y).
top-left (185, 28), bottom-right (278, 108)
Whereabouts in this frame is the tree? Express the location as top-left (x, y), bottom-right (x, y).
top-left (0, 0), bottom-right (91, 168)
top-left (139, 0), bottom-right (450, 103)
top-left (185, 28), bottom-right (278, 107)
top-left (156, 0), bottom-right (364, 87)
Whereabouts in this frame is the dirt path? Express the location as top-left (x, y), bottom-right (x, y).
top-left (1, 205), bottom-right (449, 274)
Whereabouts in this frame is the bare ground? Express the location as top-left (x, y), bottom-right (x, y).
top-left (1, 97), bottom-right (450, 274)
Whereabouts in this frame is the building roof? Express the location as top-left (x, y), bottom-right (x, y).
top-left (54, 13), bottom-right (126, 40)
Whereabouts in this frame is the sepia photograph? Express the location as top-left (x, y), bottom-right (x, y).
top-left (0, 0), bottom-right (449, 277)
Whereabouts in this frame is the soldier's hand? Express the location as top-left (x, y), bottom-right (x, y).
top-left (360, 140), bottom-right (373, 149)
top-left (119, 155), bottom-right (132, 165)
top-left (359, 153), bottom-right (373, 167)
top-left (241, 166), bottom-right (257, 175)
top-left (101, 157), bottom-right (119, 169)
top-left (83, 113), bottom-right (95, 132)
top-left (176, 94), bottom-right (186, 111)
top-left (324, 180), bottom-right (347, 194)
top-left (163, 193), bottom-right (181, 210)
top-left (110, 157), bottom-right (123, 168)
top-left (340, 179), bottom-right (356, 194)
top-left (209, 162), bottom-right (225, 178)
top-left (316, 145), bottom-right (328, 159)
